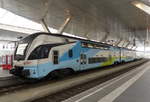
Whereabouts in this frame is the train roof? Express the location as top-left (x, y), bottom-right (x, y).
top-left (25, 32), bottom-right (135, 50)
top-left (26, 32), bottom-right (112, 46)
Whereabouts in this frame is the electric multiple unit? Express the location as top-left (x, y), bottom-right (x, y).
top-left (10, 32), bottom-right (139, 79)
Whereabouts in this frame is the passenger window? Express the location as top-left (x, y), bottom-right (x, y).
top-left (53, 50), bottom-right (59, 64)
top-left (88, 43), bottom-right (94, 48)
top-left (95, 45), bottom-right (100, 49)
top-left (81, 43), bottom-right (88, 47)
top-left (68, 49), bottom-right (73, 58)
top-left (88, 57), bottom-right (108, 64)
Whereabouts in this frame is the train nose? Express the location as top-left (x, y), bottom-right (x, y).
top-left (22, 69), bottom-right (30, 76)
top-left (9, 66), bottom-right (30, 77)
top-left (9, 68), bottom-right (15, 74)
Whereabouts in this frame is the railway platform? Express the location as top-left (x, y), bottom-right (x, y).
top-left (0, 68), bottom-right (24, 88)
top-left (0, 59), bottom-right (146, 102)
top-left (63, 60), bottom-right (150, 102)
top-left (0, 68), bottom-right (12, 78)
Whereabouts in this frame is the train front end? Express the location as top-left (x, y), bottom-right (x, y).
top-left (10, 34), bottom-right (40, 79)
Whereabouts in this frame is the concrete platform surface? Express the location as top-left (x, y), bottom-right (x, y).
top-left (0, 68), bottom-right (12, 78)
top-left (114, 62), bottom-right (150, 102)
top-left (0, 60), bottom-right (146, 102)
top-left (63, 61), bottom-right (150, 102)
top-left (0, 68), bottom-right (24, 88)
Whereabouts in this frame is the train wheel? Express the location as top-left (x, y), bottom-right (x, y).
top-left (122, 60), bottom-right (125, 63)
top-left (50, 68), bottom-right (74, 79)
top-left (62, 68), bottom-right (74, 76)
top-left (50, 70), bottom-right (61, 78)
top-left (114, 61), bottom-right (119, 65)
top-left (114, 62), bottom-right (117, 65)
top-left (116, 61), bottom-right (120, 64)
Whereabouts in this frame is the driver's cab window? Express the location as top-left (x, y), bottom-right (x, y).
top-left (28, 45), bottom-right (51, 60)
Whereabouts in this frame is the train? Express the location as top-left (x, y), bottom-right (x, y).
top-left (10, 32), bottom-right (140, 79)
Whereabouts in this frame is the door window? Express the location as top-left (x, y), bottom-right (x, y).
top-left (80, 54), bottom-right (87, 64)
top-left (53, 50), bottom-right (59, 64)
top-left (68, 49), bottom-right (73, 58)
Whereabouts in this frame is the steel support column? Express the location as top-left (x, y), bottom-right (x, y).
top-left (125, 41), bottom-right (130, 48)
top-left (41, 19), bottom-right (51, 33)
top-left (115, 38), bottom-right (122, 46)
top-left (58, 10), bottom-right (72, 34)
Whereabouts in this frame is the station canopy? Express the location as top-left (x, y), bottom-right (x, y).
top-left (1, 0), bottom-right (150, 52)
top-left (0, 8), bottom-right (57, 33)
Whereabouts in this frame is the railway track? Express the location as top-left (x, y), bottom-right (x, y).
top-left (0, 75), bottom-right (76, 96)
top-left (0, 77), bottom-right (28, 96)
top-left (0, 84), bottom-right (25, 95)
top-left (0, 59), bottom-right (147, 102)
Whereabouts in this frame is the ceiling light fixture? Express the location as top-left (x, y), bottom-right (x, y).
top-left (132, 1), bottom-right (150, 15)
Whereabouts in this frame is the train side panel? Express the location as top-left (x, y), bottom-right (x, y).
top-left (36, 41), bottom-right (123, 78)
top-left (20, 42), bottom-right (138, 79)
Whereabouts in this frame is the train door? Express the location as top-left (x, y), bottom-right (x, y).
top-left (36, 46), bottom-right (51, 77)
top-left (108, 50), bottom-right (112, 64)
top-left (120, 48), bottom-right (122, 62)
top-left (53, 50), bottom-right (59, 65)
top-left (80, 53), bottom-right (87, 70)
